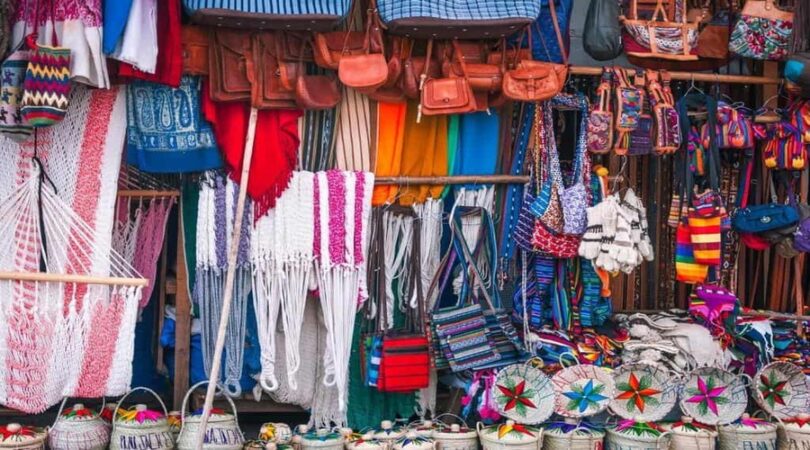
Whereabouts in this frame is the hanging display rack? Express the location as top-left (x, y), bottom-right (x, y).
top-left (568, 66), bottom-right (782, 85)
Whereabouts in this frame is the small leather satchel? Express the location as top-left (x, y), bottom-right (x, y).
top-left (251, 33), bottom-right (297, 109)
top-left (502, 14), bottom-right (568, 103)
top-left (209, 29), bottom-right (252, 102)
top-left (418, 40), bottom-right (477, 118)
top-left (337, 3), bottom-right (389, 94)
top-left (400, 52), bottom-right (440, 99)
top-left (296, 74), bottom-right (341, 110)
top-left (313, 32), bottom-right (368, 69)
top-left (181, 26), bottom-right (210, 76)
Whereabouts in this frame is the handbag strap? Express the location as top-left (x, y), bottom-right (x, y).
top-left (546, 0), bottom-right (569, 64)
top-left (449, 207), bottom-right (501, 313)
top-left (595, 68), bottom-right (612, 113)
top-left (552, 92), bottom-right (590, 186)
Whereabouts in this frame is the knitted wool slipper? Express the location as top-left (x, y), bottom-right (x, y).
top-left (624, 188), bottom-right (655, 261)
top-left (595, 195), bottom-right (620, 272)
top-left (609, 205), bottom-right (639, 268)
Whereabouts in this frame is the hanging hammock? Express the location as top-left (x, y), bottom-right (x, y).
top-left (252, 171), bottom-right (315, 393)
top-left (314, 170), bottom-right (374, 413)
top-left (0, 171), bottom-right (145, 413)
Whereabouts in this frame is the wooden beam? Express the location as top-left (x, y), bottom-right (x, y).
top-left (375, 175), bottom-right (622, 185)
top-left (0, 271), bottom-right (148, 287)
top-left (173, 204), bottom-right (191, 410)
top-left (569, 66), bottom-right (782, 85)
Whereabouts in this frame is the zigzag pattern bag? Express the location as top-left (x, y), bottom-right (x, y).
top-left (21, 28), bottom-right (70, 128)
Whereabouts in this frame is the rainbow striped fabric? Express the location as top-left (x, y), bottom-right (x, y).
top-left (21, 43), bottom-right (71, 128)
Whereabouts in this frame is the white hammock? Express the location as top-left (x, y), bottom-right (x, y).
top-left (0, 172), bottom-right (144, 413)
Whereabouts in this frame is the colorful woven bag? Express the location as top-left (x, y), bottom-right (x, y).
top-left (21, 31), bottom-right (71, 128)
top-left (729, 0), bottom-right (793, 61)
top-left (675, 220), bottom-right (709, 284)
top-left (0, 41), bottom-right (34, 141)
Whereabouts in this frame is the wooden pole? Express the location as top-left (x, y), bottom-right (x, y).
top-left (117, 189), bottom-right (180, 198)
top-left (569, 66), bottom-right (781, 85)
top-left (0, 271), bottom-right (148, 287)
top-left (375, 175), bottom-right (622, 185)
top-left (194, 108), bottom-right (259, 450)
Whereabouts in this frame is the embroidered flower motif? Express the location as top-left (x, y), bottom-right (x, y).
top-left (759, 371), bottom-right (789, 409)
top-left (563, 379), bottom-right (608, 413)
top-left (615, 373), bottom-right (661, 413)
top-left (496, 380), bottom-right (537, 417)
top-left (615, 420), bottom-right (664, 437)
top-left (686, 376), bottom-right (728, 416)
top-left (496, 423), bottom-right (536, 439)
top-left (116, 408), bottom-right (163, 423)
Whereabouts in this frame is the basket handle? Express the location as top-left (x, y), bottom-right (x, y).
top-left (655, 431), bottom-right (671, 450)
top-left (52, 396), bottom-right (107, 428)
top-left (111, 386), bottom-right (169, 435)
top-left (558, 352), bottom-right (578, 368)
top-left (432, 413), bottom-right (469, 429)
top-left (180, 380), bottom-right (243, 438)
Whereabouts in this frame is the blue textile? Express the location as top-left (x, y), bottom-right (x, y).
top-left (103, 0), bottom-right (135, 54)
top-left (126, 75), bottom-right (222, 173)
top-left (379, 0), bottom-right (543, 23)
top-left (530, 0), bottom-right (573, 63)
top-left (454, 112), bottom-right (500, 186)
top-left (182, 0), bottom-right (350, 16)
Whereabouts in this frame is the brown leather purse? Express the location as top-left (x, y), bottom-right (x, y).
top-left (313, 0), bottom-right (384, 70)
top-left (400, 40), bottom-right (441, 99)
top-left (502, 8), bottom-right (569, 103)
top-left (294, 39), bottom-right (341, 110)
top-left (251, 32), bottom-right (297, 109)
top-left (337, 4), bottom-right (389, 94)
top-left (440, 40), bottom-right (503, 93)
top-left (418, 40), bottom-right (477, 119)
top-left (209, 29), bottom-right (252, 102)
top-left (182, 25), bottom-right (210, 75)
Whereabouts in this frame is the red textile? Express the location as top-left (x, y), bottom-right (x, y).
top-left (117, 0), bottom-right (182, 87)
top-left (202, 87), bottom-right (302, 219)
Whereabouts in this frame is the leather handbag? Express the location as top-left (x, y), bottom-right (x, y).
top-left (400, 51), bottom-right (440, 100)
top-left (729, 0), bottom-right (794, 60)
top-left (378, 0), bottom-right (544, 39)
top-left (296, 74), bottom-right (341, 110)
top-left (181, 26), bottom-right (210, 76)
top-left (418, 40), bottom-right (477, 118)
top-left (182, 0), bottom-right (352, 32)
top-left (251, 32), bottom-right (297, 109)
top-left (502, 17), bottom-right (569, 103)
top-left (313, 0), bottom-right (384, 70)
top-left (337, 3), bottom-right (389, 94)
top-left (209, 29), bottom-right (252, 102)
top-left (583, 0), bottom-right (623, 61)
top-left (440, 40), bottom-right (503, 93)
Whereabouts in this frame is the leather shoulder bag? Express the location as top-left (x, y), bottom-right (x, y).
top-left (418, 40), bottom-right (477, 119)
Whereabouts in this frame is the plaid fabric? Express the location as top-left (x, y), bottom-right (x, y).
top-left (379, 0), bottom-right (543, 23)
top-left (183, 0), bottom-right (350, 16)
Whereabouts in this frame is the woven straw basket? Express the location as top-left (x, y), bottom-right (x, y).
top-left (301, 429), bottom-right (345, 450)
top-left (176, 381), bottom-right (244, 450)
top-left (48, 400), bottom-right (110, 450)
top-left (478, 421), bottom-right (543, 450)
top-left (110, 387), bottom-right (175, 450)
top-left (542, 420), bottom-right (604, 450)
top-left (664, 419), bottom-right (717, 450)
top-left (433, 419), bottom-right (478, 450)
top-left (606, 427), bottom-right (663, 450)
top-left (0, 423), bottom-right (47, 450)
top-left (717, 415), bottom-right (777, 450)
top-left (777, 415), bottom-right (810, 450)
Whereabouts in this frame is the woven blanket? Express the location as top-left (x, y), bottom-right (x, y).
top-left (0, 86), bottom-right (130, 412)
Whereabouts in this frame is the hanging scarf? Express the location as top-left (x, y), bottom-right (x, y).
top-left (372, 102), bottom-right (406, 206)
top-left (454, 111), bottom-right (501, 186)
top-left (194, 173), bottom-right (252, 397)
top-left (117, 0), bottom-right (182, 87)
top-left (202, 93), bottom-right (302, 219)
top-left (334, 88), bottom-right (372, 172)
top-left (299, 108), bottom-right (337, 172)
top-left (398, 101), bottom-right (448, 205)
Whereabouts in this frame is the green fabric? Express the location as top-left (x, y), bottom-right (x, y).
top-left (181, 181), bottom-right (199, 318)
top-left (347, 300), bottom-right (416, 428)
top-left (441, 115), bottom-right (460, 199)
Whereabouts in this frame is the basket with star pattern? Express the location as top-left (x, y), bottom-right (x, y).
top-left (609, 363), bottom-right (678, 423)
top-left (752, 362), bottom-right (810, 420)
top-left (492, 364), bottom-right (555, 425)
top-left (551, 364), bottom-right (615, 418)
top-left (679, 367), bottom-right (747, 426)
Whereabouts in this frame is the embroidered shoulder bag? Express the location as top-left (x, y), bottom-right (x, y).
top-left (729, 0), bottom-right (794, 60)
top-left (621, 0), bottom-right (700, 61)
top-left (647, 69), bottom-right (681, 155)
top-left (554, 92), bottom-right (591, 235)
top-left (756, 120), bottom-right (807, 171)
top-left (701, 101), bottom-right (754, 150)
top-left (376, 206), bottom-right (431, 393)
top-left (587, 69), bottom-right (614, 155)
top-left (0, 39), bottom-right (33, 140)
top-left (613, 68), bottom-right (644, 155)
top-left (629, 69), bottom-right (654, 156)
